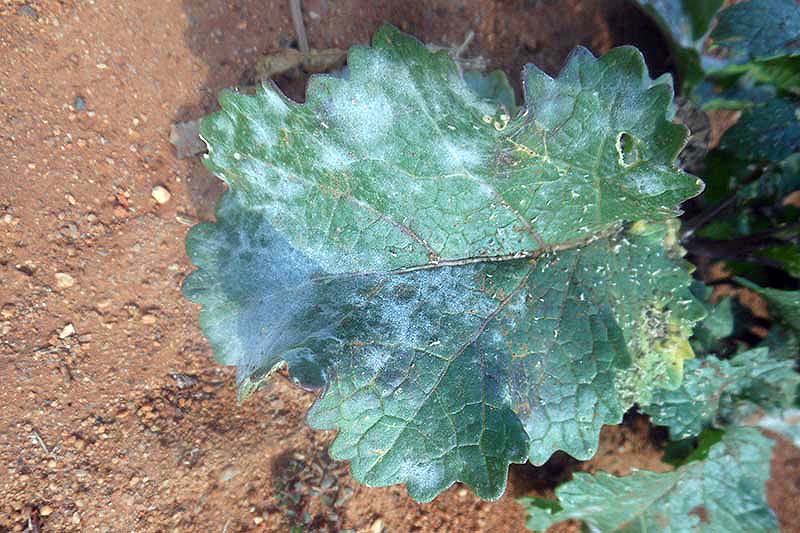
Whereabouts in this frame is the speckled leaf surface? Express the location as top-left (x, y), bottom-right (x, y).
top-left (522, 427), bottom-right (778, 532)
top-left (184, 26), bottom-right (704, 501)
top-left (642, 348), bottom-right (799, 439)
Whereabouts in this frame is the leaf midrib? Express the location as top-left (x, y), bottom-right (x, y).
top-left (308, 224), bottom-right (621, 280)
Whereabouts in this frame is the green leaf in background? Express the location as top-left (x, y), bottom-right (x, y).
top-left (761, 244), bottom-right (800, 277)
top-left (662, 427), bottom-right (725, 467)
top-left (719, 97), bottom-right (800, 163)
top-left (689, 151), bottom-right (799, 274)
top-left (642, 348), bottom-right (799, 440)
top-left (696, 296), bottom-right (734, 341)
top-left (690, 283), bottom-right (735, 355)
top-left (761, 324), bottom-right (800, 362)
top-left (632, 0), bottom-right (724, 89)
top-left (710, 0), bottom-right (800, 64)
top-left (185, 25), bottom-right (705, 501)
top-left (741, 153), bottom-right (800, 201)
top-left (521, 427), bottom-right (778, 532)
top-left (742, 57), bottom-right (800, 93)
top-left (692, 75), bottom-right (777, 111)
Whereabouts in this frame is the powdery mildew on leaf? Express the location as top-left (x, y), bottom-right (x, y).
top-left (185, 26), bottom-right (705, 501)
top-left (522, 427), bottom-right (779, 532)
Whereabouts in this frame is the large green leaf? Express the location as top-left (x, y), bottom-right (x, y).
top-left (185, 26), bottom-right (704, 501)
top-left (642, 348), bottom-right (799, 439)
top-left (522, 427), bottom-right (778, 532)
top-left (711, 0), bottom-right (800, 64)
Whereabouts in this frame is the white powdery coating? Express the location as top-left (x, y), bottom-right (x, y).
top-left (348, 267), bottom-right (492, 357)
top-left (398, 457), bottom-right (446, 494)
top-left (260, 86), bottom-right (291, 120)
top-left (329, 88), bottom-right (394, 150)
top-left (375, 286), bottom-right (424, 347)
top-left (437, 138), bottom-right (486, 173)
top-left (363, 345), bottom-right (391, 374)
top-left (628, 170), bottom-right (669, 196)
top-left (318, 142), bottom-right (355, 171)
top-left (266, 165), bottom-right (305, 200)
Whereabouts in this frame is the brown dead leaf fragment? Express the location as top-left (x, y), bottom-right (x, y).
top-left (169, 119), bottom-right (205, 159)
top-left (255, 48), bottom-right (346, 81)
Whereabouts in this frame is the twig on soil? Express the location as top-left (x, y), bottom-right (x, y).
top-left (289, 0), bottom-right (309, 54)
top-left (454, 30), bottom-right (475, 59)
top-left (28, 511), bottom-right (42, 533)
top-left (31, 430), bottom-right (50, 455)
top-left (60, 361), bottom-right (73, 384)
top-left (427, 30), bottom-right (486, 73)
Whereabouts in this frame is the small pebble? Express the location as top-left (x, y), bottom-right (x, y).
top-left (39, 505), bottom-right (53, 517)
top-left (17, 5), bottom-right (38, 19)
top-left (151, 185), bottom-right (171, 205)
top-left (54, 272), bottom-right (75, 288)
top-left (59, 323), bottom-right (76, 339)
top-left (141, 314), bottom-right (157, 325)
top-left (1, 304), bottom-right (15, 318)
top-left (73, 96), bottom-right (86, 111)
top-left (219, 465), bottom-right (240, 482)
top-left (371, 518), bottom-right (384, 533)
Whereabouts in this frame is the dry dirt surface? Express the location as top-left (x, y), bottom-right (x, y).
top-left (1, 1), bottom-right (798, 532)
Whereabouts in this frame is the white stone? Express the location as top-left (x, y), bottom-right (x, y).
top-left (151, 185), bottom-right (171, 204)
top-left (59, 323), bottom-right (76, 339)
top-left (55, 272), bottom-right (75, 288)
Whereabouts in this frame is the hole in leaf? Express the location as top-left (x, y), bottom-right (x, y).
top-left (616, 132), bottom-right (641, 167)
